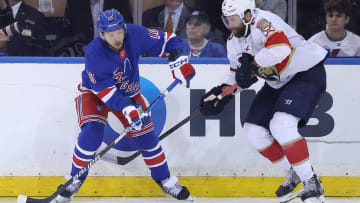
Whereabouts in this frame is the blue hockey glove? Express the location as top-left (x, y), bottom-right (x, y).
top-left (169, 55), bottom-right (195, 88)
top-left (122, 104), bottom-right (149, 130)
top-left (236, 53), bottom-right (258, 89)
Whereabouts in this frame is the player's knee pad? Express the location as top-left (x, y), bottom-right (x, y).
top-left (77, 121), bottom-right (105, 151)
top-left (243, 122), bottom-right (273, 150)
top-left (269, 112), bottom-right (301, 144)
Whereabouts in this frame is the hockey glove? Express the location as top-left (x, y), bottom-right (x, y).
top-left (199, 85), bottom-right (234, 116)
top-left (169, 55), bottom-right (195, 88)
top-left (236, 53), bottom-right (258, 89)
top-left (122, 104), bottom-right (149, 131)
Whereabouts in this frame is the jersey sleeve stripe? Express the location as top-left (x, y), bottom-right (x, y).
top-left (264, 31), bottom-right (291, 49)
top-left (230, 67), bottom-right (237, 72)
top-left (275, 47), bottom-right (296, 74)
top-left (266, 43), bottom-right (292, 49)
top-left (77, 83), bottom-right (92, 94)
top-left (159, 32), bottom-right (176, 57)
top-left (92, 86), bottom-right (117, 103)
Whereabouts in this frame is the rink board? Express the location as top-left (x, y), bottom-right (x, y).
top-left (0, 57), bottom-right (359, 197)
top-left (0, 176), bottom-right (360, 197)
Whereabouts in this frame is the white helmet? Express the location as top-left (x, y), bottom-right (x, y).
top-left (222, 0), bottom-right (256, 37)
top-left (222, 0), bottom-right (255, 20)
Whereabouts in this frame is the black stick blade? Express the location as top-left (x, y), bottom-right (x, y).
top-left (17, 195), bottom-right (53, 203)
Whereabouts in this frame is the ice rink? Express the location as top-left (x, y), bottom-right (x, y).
top-left (2, 198), bottom-right (360, 203)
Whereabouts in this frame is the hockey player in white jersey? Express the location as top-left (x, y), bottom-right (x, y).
top-left (309, 0), bottom-right (360, 57)
top-left (199, 0), bottom-right (327, 202)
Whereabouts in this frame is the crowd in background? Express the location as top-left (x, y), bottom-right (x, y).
top-left (0, 0), bottom-right (359, 57)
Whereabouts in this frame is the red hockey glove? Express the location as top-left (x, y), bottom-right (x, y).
top-left (122, 104), bottom-right (149, 130)
top-left (169, 56), bottom-right (195, 88)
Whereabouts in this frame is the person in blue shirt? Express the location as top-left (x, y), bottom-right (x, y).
top-left (56, 8), bottom-right (195, 202)
top-left (183, 11), bottom-right (227, 57)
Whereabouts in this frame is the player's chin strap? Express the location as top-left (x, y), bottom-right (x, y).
top-left (243, 16), bottom-right (254, 38)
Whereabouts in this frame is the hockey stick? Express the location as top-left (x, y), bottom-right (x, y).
top-left (116, 83), bottom-right (240, 165)
top-left (17, 79), bottom-right (181, 203)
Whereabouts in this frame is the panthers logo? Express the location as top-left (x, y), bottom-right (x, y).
top-left (255, 66), bottom-right (280, 81)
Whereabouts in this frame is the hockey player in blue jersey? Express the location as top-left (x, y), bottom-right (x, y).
top-left (56, 9), bottom-right (195, 202)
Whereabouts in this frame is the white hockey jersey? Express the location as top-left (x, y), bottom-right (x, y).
top-left (308, 30), bottom-right (360, 57)
top-left (224, 9), bottom-right (328, 89)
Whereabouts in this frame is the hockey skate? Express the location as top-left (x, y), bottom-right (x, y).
top-left (157, 176), bottom-right (192, 201)
top-left (276, 167), bottom-right (304, 203)
top-left (56, 176), bottom-right (83, 203)
top-left (301, 174), bottom-right (325, 203)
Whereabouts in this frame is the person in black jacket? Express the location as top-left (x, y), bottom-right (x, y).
top-left (0, 0), bottom-right (49, 56)
top-left (52, 0), bottom-right (133, 56)
top-left (64, 0), bottom-right (133, 43)
top-left (142, 0), bottom-right (193, 39)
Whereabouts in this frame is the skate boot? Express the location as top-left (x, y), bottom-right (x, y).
top-left (301, 174), bottom-right (325, 203)
top-left (276, 167), bottom-right (303, 203)
top-left (157, 176), bottom-right (192, 201)
top-left (56, 176), bottom-right (83, 203)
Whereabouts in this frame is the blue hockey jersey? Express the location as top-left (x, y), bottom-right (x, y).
top-left (183, 39), bottom-right (227, 58)
top-left (80, 24), bottom-right (184, 111)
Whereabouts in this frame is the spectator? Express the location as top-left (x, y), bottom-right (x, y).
top-left (194, 0), bottom-right (231, 44)
top-left (308, 0), bottom-right (360, 57)
top-left (255, 0), bottom-right (287, 21)
top-left (142, 0), bottom-right (193, 39)
top-left (183, 11), bottom-right (226, 58)
top-left (0, 0), bottom-right (49, 56)
top-left (51, 0), bottom-right (133, 56)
